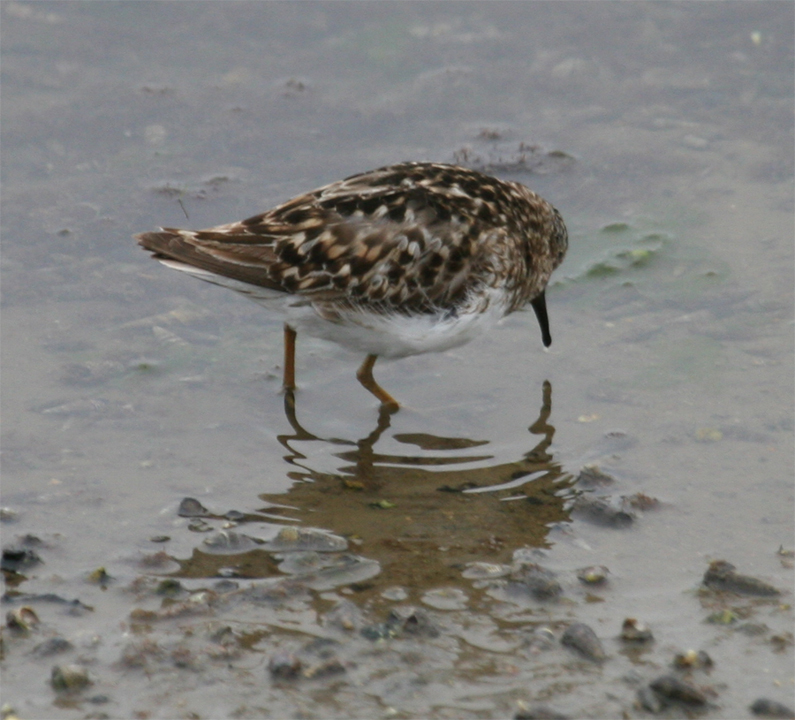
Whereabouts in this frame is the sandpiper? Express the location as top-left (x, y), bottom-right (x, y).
top-left (136, 161), bottom-right (568, 407)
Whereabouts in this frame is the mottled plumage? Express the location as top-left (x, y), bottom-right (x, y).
top-left (136, 162), bottom-right (568, 406)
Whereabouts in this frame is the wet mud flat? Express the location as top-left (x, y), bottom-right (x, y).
top-left (3, 458), bottom-right (792, 720)
top-left (2, 2), bottom-right (793, 718)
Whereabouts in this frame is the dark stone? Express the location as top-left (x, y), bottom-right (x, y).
top-left (177, 497), bottom-right (211, 518)
top-left (750, 698), bottom-right (795, 718)
top-left (703, 560), bottom-right (780, 596)
top-left (560, 622), bottom-right (606, 662)
top-left (649, 675), bottom-right (707, 705)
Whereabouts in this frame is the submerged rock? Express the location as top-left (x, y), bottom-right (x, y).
top-left (620, 618), bottom-right (654, 643)
top-left (268, 638), bottom-right (348, 682)
top-left (560, 622), bottom-right (606, 662)
top-left (703, 560), bottom-right (780, 596)
top-left (389, 607), bottom-right (440, 638)
top-left (5, 606), bottom-right (39, 634)
top-left (637, 685), bottom-right (664, 713)
top-left (649, 674), bottom-right (707, 705)
top-left (576, 565), bottom-right (610, 586)
top-left (86, 567), bottom-right (113, 588)
top-left (574, 465), bottom-right (615, 488)
top-left (51, 664), bottom-right (91, 692)
top-left (750, 698), bottom-right (795, 718)
top-left (265, 526), bottom-right (347, 553)
top-left (178, 497), bottom-right (211, 518)
top-left (32, 637), bottom-right (74, 657)
top-left (0, 507), bottom-right (19, 523)
top-left (508, 563), bottom-right (562, 600)
top-left (202, 530), bottom-right (258, 554)
top-left (570, 496), bottom-right (634, 528)
top-left (361, 606), bottom-right (440, 640)
top-left (514, 703), bottom-right (570, 719)
top-left (672, 649), bottom-right (713, 670)
top-left (462, 561), bottom-right (511, 580)
top-left (268, 652), bottom-right (301, 679)
top-left (1, 547), bottom-right (42, 573)
top-left (322, 599), bottom-right (364, 632)
top-left (301, 657), bottom-right (346, 679)
top-left (524, 626), bottom-right (556, 654)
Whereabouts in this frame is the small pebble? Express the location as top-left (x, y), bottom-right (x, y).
top-left (672, 649), bottom-right (713, 670)
top-left (361, 607), bottom-right (440, 640)
top-left (735, 622), bottom-right (768, 636)
top-left (509, 563), bottom-right (562, 600)
top-left (706, 608), bottom-right (739, 625)
top-left (87, 567), bottom-right (112, 587)
top-left (637, 685), bottom-right (664, 713)
top-left (462, 562), bottom-right (510, 580)
top-left (524, 626), bottom-right (556, 654)
top-left (750, 698), bottom-right (795, 718)
top-left (265, 526), bottom-right (347, 553)
top-left (213, 579), bottom-right (239, 592)
top-left (178, 497), bottom-right (211, 518)
top-left (301, 658), bottom-right (346, 679)
top-left (268, 652), bottom-right (302, 679)
top-left (560, 622), bottom-right (606, 662)
top-left (32, 637), bottom-right (73, 657)
top-left (323, 599), bottom-right (363, 632)
top-left (703, 560), bottom-right (780, 596)
top-left (389, 607), bottom-right (440, 638)
top-left (622, 492), bottom-right (659, 511)
top-left (574, 465), bottom-right (615, 488)
top-left (421, 587), bottom-right (468, 610)
top-left (155, 579), bottom-right (184, 597)
top-left (0, 507), bottom-right (19, 523)
top-left (649, 674), bottom-right (707, 705)
top-left (6, 606), bottom-right (40, 634)
top-left (277, 550), bottom-right (326, 575)
top-left (51, 664), bottom-right (91, 692)
top-left (576, 565), bottom-right (609, 585)
top-left (360, 621), bottom-right (400, 641)
top-left (1, 547), bottom-right (42, 572)
top-left (570, 496), bottom-right (633, 528)
top-left (381, 586), bottom-right (409, 601)
top-left (621, 618), bottom-right (654, 643)
top-left (515, 703), bottom-right (570, 719)
top-left (202, 530), bottom-right (257, 554)
top-left (209, 626), bottom-right (237, 645)
top-left (187, 518), bottom-right (213, 533)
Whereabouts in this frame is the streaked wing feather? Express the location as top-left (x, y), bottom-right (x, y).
top-left (137, 162), bottom-right (564, 314)
top-left (135, 230), bottom-right (285, 292)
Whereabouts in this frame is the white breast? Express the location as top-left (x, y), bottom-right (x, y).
top-left (289, 288), bottom-right (510, 358)
top-left (157, 258), bottom-right (509, 358)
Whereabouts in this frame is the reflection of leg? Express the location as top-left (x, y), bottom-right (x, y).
top-left (281, 387), bottom-right (318, 442)
top-left (283, 324), bottom-right (297, 391)
top-left (282, 387), bottom-right (298, 432)
top-left (279, 373), bottom-right (390, 462)
top-left (374, 398), bottom-right (399, 433)
top-left (525, 380), bottom-right (554, 461)
top-left (356, 354), bottom-right (399, 409)
top-left (529, 380), bottom-right (552, 433)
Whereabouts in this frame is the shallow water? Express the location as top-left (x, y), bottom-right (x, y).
top-left (2, 3), bottom-right (793, 719)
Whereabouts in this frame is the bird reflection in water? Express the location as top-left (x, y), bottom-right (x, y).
top-left (254, 380), bottom-right (575, 596)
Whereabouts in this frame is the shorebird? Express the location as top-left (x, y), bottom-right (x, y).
top-left (136, 161), bottom-right (568, 408)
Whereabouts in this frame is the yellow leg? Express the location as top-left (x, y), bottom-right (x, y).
top-left (283, 324), bottom-right (297, 391)
top-left (356, 354), bottom-right (399, 409)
